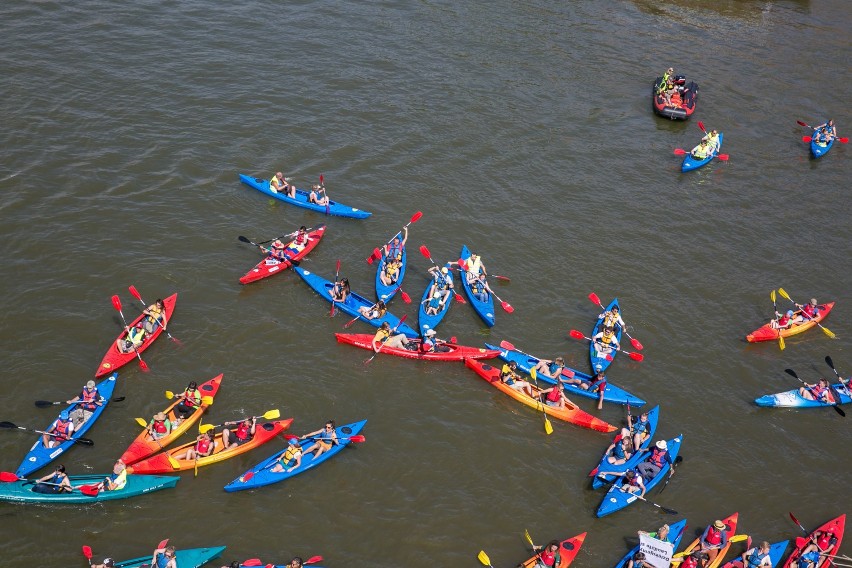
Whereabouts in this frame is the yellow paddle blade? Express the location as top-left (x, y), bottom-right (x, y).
top-left (779, 335), bottom-right (786, 351)
top-left (194, 457), bottom-right (199, 478)
top-left (530, 367), bottom-right (537, 381)
top-left (166, 455), bottom-right (181, 470)
top-left (524, 529), bottom-right (535, 548)
top-left (201, 396), bottom-right (214, 406)
top-left (729, 534), bottom-right (749, 543)
top-left (262, 409), bottom-right (281, 420)
top-left (135, 417), bottom-right (148, 428)
top-left (821, 325), bottom-right (837, 339)
top-left (778, 287), bottom-right (791, 301)
top-left (770, 289), bottom-right (776, 302)
top-left (165, 391), bottom-right (175, 399)
top-left (199, 423), bottom-right (214, 434)
top-left (477, 550), bottom-right (492, 567)
top-left (544, 416), bottom-right (554, 435)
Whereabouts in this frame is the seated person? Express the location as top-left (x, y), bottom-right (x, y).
top-left (740, 541), bottom-right (773, 568)
top-left (796, 298), bottom-right (821, 319)
top-left (420, 329), bottom-right (450, 353)
top-left (271, 438), bottom-right (303, 473)
top-left (331, 278), bottom-right (351, 303)
top-left (690, 139), bottom-right (712, 159)
top-left (309, 184), bottom-right (328, 206)
top-left (174, 381), bottom-right (202, 421)
top-left (141, 298), bottom-right (168, 335)
top-left (32, 464), bottom-right (72, 494)
top-left (300, 420), bottom-right (340, 459)
top-left (626, 551), bottom-right (652, 568)
top-left (469, 272), bottom-right (492, 303)
top-left (772, 310), bottom-right (796, 330)
top-left (533, 357), bottom-right (565, 380)
top-left (797, 528), bottom-right (837, 567)
top-left (270, 172), bottom-right (295, 198)
top-left (500, 362), bottom-right (534, 398)
top-left (98, 460), bottom-right (127, 492)
top-left (424, 290), bottom-right (444, 316)
top-left (223, 417), bottom-right (257, 449)
top-left (372, 322), bottom-right (412, 351)
top-left (117, 322), bottom-right (146, 354)
top-left (540, 380), bottom-right (570, 410)
top-left (427, 265), bottom-right (454, 307)
top-left (147, 412), bottom-right (172, 440)
top-left (67, 380), bottom-right (103, 425)
top-left (285, 226), bottom-right (310, 255)
top-left (565, 365), bottom-right (607, 410)
top-left (380, 258), bottom-right (402, 286)
top-left (261, 239), bottom-right (290, 262)
top-left (593, 327), bottom-right (620, 359)
top-left (175, 431), bottom-right (215, 461)
top-left (799, 378), bottom-right (834, 403)
top-left (42, 410), bottom-right (74, 448)
top-left (604, 429), bottom-right (634, 465)
top-left (636, 439), bottom-right (672, 480)
top-left (621, 469), bottom-right (645, 496)
top-left (628, 409), bottom-right (651, 452)
top-left (359, 300), bottom-right (387, 320)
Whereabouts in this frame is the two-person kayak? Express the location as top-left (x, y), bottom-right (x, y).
top-left (102, 546), bottom-right (226, 568)
top-left (746, 302), bottom-right (834, 343)
top-left (589, 405), bottom-right (661, 489)
top-left (238, 174), bottom-right (371, 219)
top-left (336, 334), bottom-right (499, 361)
top-left (681, 133), bottom-right (724, 172)
top-left (97, 294), bottom-right (177, 377)
top-left (612, 518), bottom-right (687, 568)
top-left (239, 226), bottom-right (327, 284)
top-left (0, 473), bottom-right (178, 504)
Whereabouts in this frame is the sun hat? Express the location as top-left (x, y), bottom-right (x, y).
top-left (59, 410), bottom-right (70, 420)
top-left (713, 520), bottom-right (726, 530)
top-left (154, 412), bottom-right (167, 421)
top-left (786, 310), bottom-right (794, 317)
top-left (424, 329), bottom-right (437, 337)
top-left (655, 440), bottom-right (668, 450)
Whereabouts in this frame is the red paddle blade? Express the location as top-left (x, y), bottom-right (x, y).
top-left (499, 340), bottom-right (516, 351)
top-left (305, 556), bottom-right (324, 565)
top-left (802, 136), bottom-right (812, 143)
top-left (239, 471), bottom-right (256, 483)
top-left (605, 354), bottom-right (614, 361)
top-left (400, 290), bottom-right (412, 304)
top-left (79, 484), bottom-right (99, 497)
top-left (568, 329), bottom-right (584, 340)
top-left (673, 148), bottom-right (687, 155)
top-left (796, 120), bottom-right (809, 127)
top-left (348, 435), bottom-right (366, 442)
top-left (449, 336), bottom-right (457, 344)
top-left (82, 545), bottom-right (93, 560)
top-left (493, 275), bottom-right (511, 282)
top-left (839, 137), bottom-right (849, 143)
top-left (457, 258), bottom-right (468, 270)
top-left (419, 245), bottom-right (431, 259)
top-left (128, 285), bottom-right (142, 302)
top-left (319, 174), bottom-right (324, 185)
top-left (561, 368), bottom-right (575, 378)
top-left (157, 539), bottom-right (169, 550)
top-left (501, 301), bottom-right (514, 313)
top-left (454, 294), bottom-right (467, 304)
top-left (588, 292), bottom-right (601, 306)
top-left (410, 211), bottom-right (423, 224)
top-left (630, 338), bottom-right (644, 350)
top-left (698, 120), bottom-right (706, 132)
top-left (0, 472), bottom-right (20, 482)
top-left (628, 352), bottom-right (644, 362)
top-left (282, 433), bottom-right (299, 439)
top-left (242, 559), bottom-right (263, 566)
top-left (111, 295), bottom-right (122, 311)
top-left (588, 466), bottom-right (599, 477)
top-left (335, 259), bottom-right (341, 273)
top-left (139, 359), bottom-right (150, 372)
top-left (397, 314), bottom-right (408, 324)
top-left (717, 154), bottom-right (730, 161)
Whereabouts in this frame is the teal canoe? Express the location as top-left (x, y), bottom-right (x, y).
top-left (114, 546), bottom-right (226, 568)
top-left (0, 473), bottom-right (178, 504)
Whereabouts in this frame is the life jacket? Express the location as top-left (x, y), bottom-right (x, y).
top-left (51, 472), bottom-right (67, 486)
top-left (538, 549), bottom-right (557, 567)
top-left (374, 328), bottom-right (391, 346)
top-left (815, 532), bottom-right (833, 550)
top-left (746, 549), bottom-right (769, 567)
top-left (152, 419), bottom-right (169, 434)
top-left (427, 295), bottom-right (442, 310)
top-left (384, 261), bottom-right (400, 278)
top-left (387, 243), bottom-right (403, 261)
top-left (196, 437), bottom-right (212, 454)
top-left (108, 469), bottom-right (127, 490)
top-left (599, 330), bottom-right (615, 345)
top-left (549, 362), bottom-right (563, 376)
top-left (53, 418), bottom-right (72, 439)
top-left (802, 304), bottom-right (819, 318)
top-left (681, 555), bottom-right (699, 568)
top-left (546, 387), bottom-right (562, 403)
top-left (79, 387), bottom-right (99, 411)
top-left (467, 256), bottom-right (483, 275)
top-left (146, 304), bottom-right (164, 325)
top-left (183, 388), bottom-right (201, 408)
top-left (704, 526), bottom-right (724, 546)
top-left (501, 365), bottom-right (517, 384)
top-left (472, 278), bottom-right (486, 295)
top-left (294, 232), bottom-right (308, 246)
top-left (127, 326), bottom-right (145, 344)
top-left (282, 445), bottom-right (302, 465)
top-left (647, 448), bottom-right (668, 468)
top-left (626, 472), bottom-right (643, 487)
top-left (632, 417), bottom-right (649, 435)
top-left (778, 314), bottom-right (792, 326)
top-left (235, 422), bottom-right (251, 441)
top-left (670, 91), bottom-right (683, 107)
top-left (603, 312), bottom-right (618, 328)
top-left (611, 440), bottom-right (626, 460)
top-left (155, 552), bottom-right (171, 568)
top-left (811, 384), bottom-right (828, 400)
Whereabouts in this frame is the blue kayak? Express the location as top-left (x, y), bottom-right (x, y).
top-left (612, 518), bottom-right (688, 568)
top-left (294, 267), bottom-right (418, 337)
top-left (485, 343), bottom-right (645, 406)
top-left (458, 245), bottom-right (495, 327)
top-left (375, 233), bottom-right (406, 303)
top-left (113, 547), bottom-right (226, 568)
top-left (681, 133), bottom-right (724, 172)
top-left (418, 275), bottom-right (453, 337)
top-left (590, 405), bottom-right (660, 489)
top-left (590, 298), bottom-right (623, 374)
top-left (719, 540), bottom-right (789, 568)
top-left (595, 434), bottom-right (682, 517)
top-left (755, 381), bottom-right (852, 408)
top-left (238, 174), bottom-right (371, 219)
top-left (0, 473), bottom-right (178, 504)
top-left (224, 420), bottom-right (366, 492)
top-left (16, 373), bottom-right (118, 478)
top-left (811, 129), bottom-right (835, 158)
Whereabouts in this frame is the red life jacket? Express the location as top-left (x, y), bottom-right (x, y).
top-left (235, 423), bottom-right (251, 440)
top-left (294, 232), bottom-right (308, 246)
top-left (626, 473), bottom-right (643, 487)
top-left (80, 387), bottom-right (98, 411)
top-left (648, 448), bottom-right (667, 468)
top-left (53, 419), bottom-right (72, 439)
top-left (816, 532), bottom-right (833, 550)
top-left (539, 549), bottom-right (556, 567)
top-left (153, 420), bottom-right (168, 434)
top-left (705, 526), bottom-right (723, 546)
top-left (803, 305), bottom-right (817, 318)
top-left (196, 438), bottom-right (212, 454)
top-left (682, 555), bottom-right (699, 568)
top-left (546, 387), bottom-right (562, 403)
top-left (183, 388), bottom-right (201, 408)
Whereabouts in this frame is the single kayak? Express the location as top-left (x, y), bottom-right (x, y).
top-left (612, 518), bottom-right (688, 568)
top-left (486, 342), bottom-right (645, 406)
top-left (127, 419), bottom-right (292, 474)
top-left (16, 373), bottom-right (118, 478)
top-left (294, 267), bottom-right (418, 338)
top-left (519, 531), bottom-right (586, 568)
top-left (375, 232), bottom-right (406, 303)
top-left (458, 245), bottom-right (495, 327)
top-left (720, 540), bottom-right (789, 568)
top-left (781, 514), bottom-right (845, 568)
top-left (746, 302), bottom-right (834, 343)
top-left (464, 359), bottom-right (617, 433)
top-left (224, 419), bottom-right (367, 492)
top-left (589, 405), bottom-right (661, 489)
top-left (682, 133), bottom-right (724, 172)
top-left (595, 434), bottom-right (682, 517)
top-left (677, 512), bottom-right (740, 568)
top-left (590, 298), bottom-right (623, 374)
top-left (111, 546), bottom-right (226, 568)
top-left (418, 278), bottom-right (452, 337)
top-left (336, 333), bottom-right (500, 361)
top-left (652, 75), bottom-right (699, 120)
top-left (238, 174), bottom-right (371, 219)
top-left (755, 380), bottom-right (851, 408)
top-left (811, 128), bottom-right (835, 158)
top-left (0, 473), bottom-right (178, 504)
top-left (239, 225), bottom-right (327, 285)
top-left (119, 374), bottom-right (224, 465)
top-left (96, 293), bottom-right (177, 378)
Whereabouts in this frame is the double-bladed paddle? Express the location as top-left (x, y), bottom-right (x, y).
top-left (0, 421), bottom-right (94, 445)
top-left (529, 367), bottom-right (554, 435)
top-left (366, 211), bottom-right (423, 264)
top-left (588, 292), bottom-right (643, 350)
top-left (35, 396), bottom-right (124, 408)
top-left (330, 259), bottom-right (342, 317)
top-left (784, 368), bottom-right (845, 417)
top-left (199, 409), bottom-right (281, 434)
top-left (111, 295), bottom-right (149, 372)
top-left (128, 286), bottom-right (181, 345)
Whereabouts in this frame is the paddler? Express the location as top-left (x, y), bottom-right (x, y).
top-left (500, 361), bottom-right (534, 398)
top-left (771, 310), bottom-right (795, 330)
top-left (372, 321), bottom-right (412, 351)
top-left (626, 551), bottom-right (652, 568)
top-left (173, 380), bottom-right (202, 422)
top-left (540, 379), bottom-right (571, 411)
top-left (564, 364), bottom-right (607, 410)
top-left (628, 410), bottom-right (651, 453)
top-left (531, 540), bottom-right (561, 568)
top-left (739, 541), bottom-right (772, 568)
top-left (66, 380), bottom-right (103, 424)
top-left (592, 327), bottom-right (620, 360)
top-left (269, 171), bottom-right (295, 198)
top-left (32, 464), bottom-right (72, 494)
top-left (270, 437), bottom-right (303, 473)
top-left (533, 356), bottom-right (566, 380)
top-left (696, 519), bottom-right (729, 564)
top-left (469, 272), bottom-right (493, 303)
top-left (300, 419), bottom-right (340, 459)
top-left (380, 257), bottom-right (403, 287)
top-left (42, 410), bottom-right (74, 448)
top-left (427, 265), bottom-right (455, 307)
top-left (331, 277), bottom-right (351, 304)
top-left (141, 298), bottom-right (168, 335)
top-left (383, 226), bottom-right (408, 262)
top-left (813, 119), bottom-right (837, 145)
top-left (260, 239), bottom-right (291, 262)
top-left (636, 439), bottom-right (672, 480)
top-left (621, 469), bottom-right (646, 497)
top-left (463, 252), bottom-right (487, 282)
top-left (98, 459), bottom-right (127, 492)
top-left (798, 378), bottom-right (833, 403)
top-left (175, 430), bottom-right (215, 461)
top-left (795, 298), bottom-right (821, 319)
top-left (358, 299), bottom-right (388, 320)
top-left (702, 129), bottom-right (721, 153)
top-left (679, 550), bottom-right (710, 568)
top-left (222, 416), bottom-right (257, 449)
top-left (150, 544), bottom-right (178, 568)
top-left (599, 305), bottom-right (625, 332)
top-left (308, 183), bottom-right (329, 206)
top-left (285, 226), bottom-right (310, 256)
top-left (603, 428), bottom-right (634, 466)
top-left (798, 527), bottom-right (838, 566)
top-left (117, 321), bottom-right (146, 353)
top-left (420, 328), bottom-right (451, 353)
top-left (91, 558), bottom-right (116, 568)
top-left (690, 139), bottom-right (712, 159)
top-left (146, 412), bottom-right (172, 440)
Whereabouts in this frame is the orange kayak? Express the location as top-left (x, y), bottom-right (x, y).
top-left (677, 512), bottom-right (739, 568)
top-left (519, 532), bottom-right (586, 568)
top-left (746, 302), bottom-right (834, 342)
top-left (119, 374), bottom-right (224, 465)
top-left (464, 359), bottom-right (616, 433)
top-left (127, 418), bottom-right (292, 474)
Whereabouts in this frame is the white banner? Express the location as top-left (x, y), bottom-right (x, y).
top-left (638, 534), bottom-right (675, 568)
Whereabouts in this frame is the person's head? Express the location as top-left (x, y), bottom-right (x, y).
top-left (299, 226), bottom-right (307, 233)
top-left (639, 411), bottom-right (648, 420)
top-left (187, 381), bottom-right (197, 390)
top-left (289, 558), bottom-right (304, 568)
top-left (667, 67), bottom-right (674, 74)
top-left (819, 378), bottom-right (829, 387)
top-left (242, 417), bottom-right (253, 427)
top-left (155, 299), bottom-right (165, 309)
top-left (657, 524), bottom-right (670, 540)
top-left (341, 278), bottom-right (349, 286)
top-left (86, 380), bottom-right (96, 390)
top-left (56, 464), bottom-right (66, 474)
top-left (103, 559), bottom-right (115, 568)
top-left (425, 329), bottom-right (437, 339)
top-left (605, 326), bottom-right (614, 333)
top-left (786, 310), bottom-right (794, 318)
top-left (380, 322), bottom-right (390, 331)
top-left (555, 357), bottom-right (564, 365)
top-left (154, 412), bottom-right (167, 422)
top-left (392, 236), bottom-right (400, 246)
top-left (633, 551), bottom-right (646, 561)
top-left (59, 410), bottom-right (70, 421)
top-left (163, 546), bottom-right (176, 558)
top-left (376, 300), bottom-right (386, 310)
top-left (625, 469), bottom-right (636, 480)
top-left (114, 459), bottom-right (125, 473)
top-left (432, 290), bottom-right (442, 300)
top-left (828, 119), bottom-right (834, 127)
top-left (275, 172), bottom-right (284, 180)
top-left (546, 541), bottom-right (559, 552)
top-left (711, 130), bottom-right (718, 136)
top-left (441, 266), bottom-right (448, 275)
top-left (288, 438), bottom-right (300, 447)
top-left (713, 519), bottom-right (726, 531)
top-left (200, 431), bottom-right (211, 441)
top-left (655, 440), bottom-right (668, 451)
top-left (595, 364), bottom-right (603, 375)
top-left (759, 541), bottom-right (770, 552)
top-left (325, 419), bottom-right (336, 431)
top-left (612, 306), bottom-right (619, 313)
top-left (810, 298), bottom-right (818, 306)
top-left (509, 361), bottom-right (518, 370)
top-left (271, 239), bottom-right (285, 249)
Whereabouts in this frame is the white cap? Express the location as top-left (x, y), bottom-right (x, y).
top-left (655, 440), bottom-right (668, 450)
top-left (424, 329), bottom-right (437, 337)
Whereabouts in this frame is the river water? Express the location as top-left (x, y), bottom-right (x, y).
top-left (1, 0), bottom-right (850, 566)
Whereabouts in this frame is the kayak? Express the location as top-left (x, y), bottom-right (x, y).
top-left (458, 245), bottom-right (495, 327)
top-left (238, 174), bottom-right (371, 219)
top-left (677, 512), bottom-right (740, 568)
top-left (746, 302), bottom-right (834, 343)
top-left (652, 75), bottom-right (699, 120)
top-left (96, 293), bottom-right (177, 377)
top-left (119, 374), bottom-right (224, 465)
top-left (335, 333), bottom-right (500, 361)
top-left (486, 342), bottom-right (645, 406)
top-left (418, 278), bottom-right (452, 337)
top-left (590, 298), bottom-right (623, 374)
top-left (811, 128), bottom-right (835, 158)
top-left (519, 531), bottom-right (586, 568)
top-left (755, 380), bottom-right (852, 408)
top-left (595, 434), bottom-right (682, 517)
top-left (224, 419), bottom-right (367, 492)
top-left (127, 419), bottom-right (292, 474)
top-left (612, 518), bottom-right (687, 568)
top-left (294, 267), bottom-right (418, 338)
top-left (781, 514), bottom-right (845, 568)
top-left (589, 405), bottom-right (661, 489)
top-left (720, 540), bottom-right (789, 568)
top-left (0, 473), bottom-right (178, 504)
top-left (239, 226), bottom-right (327, 285)
top-left (111, 546), bottom-right (226, 568)
top-left (375, 232), bottom-right (406, 303)
top-left (16, 373), bottom-right (118, 478)
top-left (681, 133), bottom-right (724, 172)
top-left (464, 359), bottom-right (617, 433)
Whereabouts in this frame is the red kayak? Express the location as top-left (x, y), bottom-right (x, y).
top-left (335, 333), bottom-right (500, 361)
top-left (96, 293), bottom-right (177, 377)
top-left (239, 225), bottom-right (327, 284)
top-left (782, 514), bottom-right (845, 568)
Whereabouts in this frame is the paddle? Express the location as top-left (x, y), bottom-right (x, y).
top-left (770, 289), bottom-right (785, 351)
top-left (0, 472), bottom-right (23, 482)
top-left (241, 227), bottom-right (316, 247)
top-left (319, 174), bottom-right (329, 215)
top-left (784, 369), bottom-right (844, 417)
top-left (777, 288), bottom-right (836, 339)
top-left (237, 235), bottom-right (301, 267)
top-left (529, 368), bottom-right (554, 435)
top-left (658, 455), bottom-right (683, 494)
top-left (588, 293), bottom-right (643, 350)
top-left (624, 490), bottom-right (678, 515)
top-left (111, 295), bottom-right (149, 372)
top-left (83, 545), bottom-right (94, 565)
top-left (3, 474), bottom-right (98, 496)
top-left (491, 290), bottom-right (514, 314)
top-left (568, 329), bottom-right (644, 361)
top-left (0, 421), bottom-right (94, 445)
top-left (330, 260), bottom-right (341, 317)
top-left (477, 550), bottom-right (494, 568)
top-left (283, 433), bottom-right (366, 443)
top-left (797, 120), bottom-right (814, 129)
top-left (164, 391), bottom-right (214, 405)
top-left (825, 355), bottom-right (852, 398)
top-left (198, 409), bottom-right (281, 434)
top-left (35, 396), bottom-right (124, 408)
top-left (128, 286), bottom-right (181, 345)
top-left (364, 315), bottom-right (408, 365)
top-left (419, 245), bottom-right (466, 304)
top-left (366, 211), bottom-right (423, 264)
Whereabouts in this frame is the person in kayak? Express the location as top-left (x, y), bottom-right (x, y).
top-left (638, 523), bottom-right (670, 542)
top-left (91, 558), bottom-right (116, 568)
top-left (117, 321), bottom-right (147, 353)
top-left (151, 544), bottom-right (178, 568)
top-left (500, 361), bottom-right (534, 397)
top-left (628, 410), bottom-right (651, 452)
top-left (600, 305), bottom-right (625, 332)
top-left (680, 550), bottom-right (710, 568)
top-left (146, 412), bottom-right (172, 440)
top-left (620, 469), bottom-right (646, 496)
top-left (308, 183), bottom-right (328, 206)
top-left (32, 464), bottom-right (72, 494)
top-left (739, 541), bottom-right (772, 567)
top-left (690, 139), bottom-right (713, 159)
top-left (176, 430), bottom-right (215, 461)
top-left (771, 309), bottom-right (796, 330)
top-left (98, 459), bottom-right (127, 492)
top-left (222, 417), bottom-right (257, 449)
top-left (42, 410), bottom-right (74, 448)
top-left (300, 419), bottom-right (340, 459)
top-left (796, 528), bottom-right (838, 567)
top-left (702, 129), bottom-right (721, 153)
top-left (533, 356), bottom-right (566, 380)
top-left (67, 380), bottom-right (103, 424)
top-left (142, 298), bottom-right (168, 335)
top-left (380, 257), bottom-right (403, 287)
top-left (427, 265), bottom-right (455, 308)
top-left (636, 439), bottom-right (672, 480)
top-left (658, 67), bottom-right (675, 92)
top-left (469, 272), bottom-right (494, 303)
top-left (331, 277), bottom-right (351, 304)
top-left (173, 380), bottom-right (202, 422)
top-left (603, 429), bottom-right (634, 465)
top-left (260, 239), bottom-right (292, 262)
top-left (531, 540), bottom-right (561, 568)
top-left (270, 172), bottom-right (295, 198)
top-left (463, 253), bottom-right (487, 281)
top-left (271, 437), bottom-right (304, 473)
top-left (384, 227), bottom-right (408, 262)
top-left (593, 327), bottom-right (620, 359)
top-left (568, 365), bottom-right (607, 410)
top-left (420, 329), bottom-right (451, 353)
top-left (798, 378), bottom-right (834, 403)
top-left (626, 551), bottom-right (652, 568)
top-left (540, 379), bottom-right (570, 410)
top-left (284, 226), bottom-right (310, 256)
top-left (358, 299), bottom-right (388, 320)
top-left (813, 119), bottom-right (837, 145)
top-left (696, 519), bottom-right (730, 564)
top-left (423, 290), bottom-right (444, 316)
top-left (372, 321), bottom-right (413, 351)
top-left (795, 298), bottom-right (821, 319)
